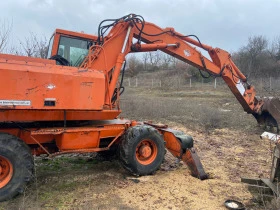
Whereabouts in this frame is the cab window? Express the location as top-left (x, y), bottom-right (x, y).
top-left (58, 36), bottom-right (91, 67)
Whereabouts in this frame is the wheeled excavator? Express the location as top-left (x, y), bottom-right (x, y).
top-left (0, 14), bottom-right (279, 201)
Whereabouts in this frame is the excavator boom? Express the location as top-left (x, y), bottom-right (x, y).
top-left (79, 14), bottom-right (279, 129)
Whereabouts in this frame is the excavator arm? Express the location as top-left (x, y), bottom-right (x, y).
top-left (131, 21), bottom-right (257, 114)
top-left (81, 14), bottom-right (279, 129)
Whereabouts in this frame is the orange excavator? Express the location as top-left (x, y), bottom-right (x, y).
top-left (0, 14), bottom-right (279, 201)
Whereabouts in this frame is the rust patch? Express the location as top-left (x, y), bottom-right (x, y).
top-left (26, 86), bottom-right (38, 91)
top-left (26, 86), bottom-right (39, 95)
top-left (77, 69), bottom-right (88, 73)
top-left (0, 106), bottom-right (15, 109)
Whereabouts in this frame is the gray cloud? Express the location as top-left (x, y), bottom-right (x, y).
top-left (1, 0), bottom-right (280, 51)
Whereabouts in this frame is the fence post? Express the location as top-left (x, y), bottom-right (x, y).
top-left (135, 77), bottom-right (138, 87)
top-left (190, 78), bottom-right (192, 88)
top-left (270, 76), bottom-right (272, 91)
top-left (214, 78), bottom-right (217, 89)
top-left (128, 78), bottom-right (130, 87)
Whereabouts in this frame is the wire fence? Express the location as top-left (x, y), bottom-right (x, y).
top-left (123, 77), bottom-right (280, 96)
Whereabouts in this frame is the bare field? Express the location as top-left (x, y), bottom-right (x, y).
top-left (0, 86), bottom-right (273, 210)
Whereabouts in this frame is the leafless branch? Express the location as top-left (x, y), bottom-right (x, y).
top-left (19, 32), bottom-right (48, 58)
top-left (0, 19), bottom-right (12, 53)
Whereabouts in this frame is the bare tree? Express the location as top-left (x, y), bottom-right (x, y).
top-left (35, 36), bottom-right (48, 58)
top-left (233, 35), bottom-right (271, 78)
top-left (270, 36), bottom-right (280, 61)
top-left (170, 56), bottom-right (179, 69)
top-left (148, 51), bottom-right (161, 71)
top-left (246, 36), bottom-right (268, 57)
top-left (267, 36), bottom-right (280, 77)
top-left (176, 60), bottom-right (189, 71)
top-left (0, 19), bottom-right (12, 53)
top-left (161, 53), bottom-right (172, 70)
top-left (19, 32), bottom-right (48, 58)
top-left (19, 33), bottom-right (37, 57)
top-left (142, 53), bottom-right (149, 71)
top-left (126, 55), bottom-right (141, 76)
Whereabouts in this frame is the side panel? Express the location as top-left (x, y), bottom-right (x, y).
top-left (0, 128), bottom-right (54, 144)
top-left (0, 110), bottom-right (121, 122)
top-left (56, 131), bottom-right (100, 150)
top-left (0, 60), bottom-right (105, 110)
top-left (0, 120), bottom-right (130, 154)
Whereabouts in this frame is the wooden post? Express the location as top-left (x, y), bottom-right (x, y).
top-left (128, 78), bottom-right (130, 87)
top-left (136, 77), bottom-right (138, 87)
top-left (190, 78), bottom-right (192, 88)
top-left (270, 76), bottom-right (272, 91)
top-left (214, 78), bottom-right (217, 89)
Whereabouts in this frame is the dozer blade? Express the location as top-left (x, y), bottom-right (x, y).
top-left (157, 127), bottom-right (208, 180)
top-left (182, 148), bottom-right (208, 180)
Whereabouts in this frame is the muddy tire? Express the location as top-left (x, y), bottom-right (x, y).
top-left (119, 125), bottom-right (165, 176)
top-left (0, 133), bottom-right (34, 202)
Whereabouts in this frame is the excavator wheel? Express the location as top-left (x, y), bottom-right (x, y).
top-left (119, 125), bottom-right (165, 176)
top-left (0, 133), bottom-right (34, 202)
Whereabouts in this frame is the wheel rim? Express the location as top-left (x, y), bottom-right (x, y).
top-left (0, 155), bottom-right (13, 188)
top-left (135, 139), bottom-right (158, 165)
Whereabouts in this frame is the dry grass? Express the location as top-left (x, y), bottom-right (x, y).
top-left (120, 86), bottom-right (258, 133)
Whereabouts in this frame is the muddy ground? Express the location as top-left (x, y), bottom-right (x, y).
top-left (0, 86), bottom-right (275, 210)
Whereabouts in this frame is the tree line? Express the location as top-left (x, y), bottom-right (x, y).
top-left (0, 19), bottom-right (279, 79)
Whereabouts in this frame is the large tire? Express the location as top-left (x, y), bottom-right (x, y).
top-left (0, 133), bottom-right (34, 202)
top-left (119, 125), bottom-right (165, 176)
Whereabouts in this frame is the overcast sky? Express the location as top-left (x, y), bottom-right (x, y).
top-left (1, 0), bottom-right (280, 52)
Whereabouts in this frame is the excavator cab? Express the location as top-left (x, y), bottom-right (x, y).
top-left (47, 29), bottom-right (97, 66)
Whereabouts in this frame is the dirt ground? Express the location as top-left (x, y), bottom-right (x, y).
top-left (0, 86), bottom-right (274, 210)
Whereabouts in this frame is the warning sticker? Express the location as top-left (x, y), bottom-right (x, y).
top-left (236, 80), bottom-right (245, 95)
top-left (0, 100), bottom-right (31, 106)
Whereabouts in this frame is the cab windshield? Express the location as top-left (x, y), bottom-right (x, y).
top-left (57, 36), bottom-right (91, 67)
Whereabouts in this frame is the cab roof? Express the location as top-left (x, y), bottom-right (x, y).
top-left (55, 29), bottom-right (98, 41)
